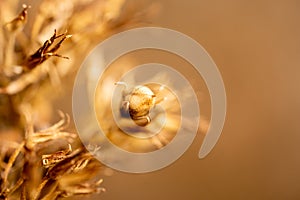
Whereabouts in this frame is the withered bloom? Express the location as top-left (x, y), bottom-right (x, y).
top-left (0, 0), bottom-right (152, 199)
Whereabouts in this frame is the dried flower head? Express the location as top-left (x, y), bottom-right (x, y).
top-left (0, 0), bottom-right (153, 199)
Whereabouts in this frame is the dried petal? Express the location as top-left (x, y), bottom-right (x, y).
top-left (23, 30), bottom-right (71, 71)
top-left (5, 4), bottom-right (30, 32)
top-left (42, 144), bottom-right (72, 168)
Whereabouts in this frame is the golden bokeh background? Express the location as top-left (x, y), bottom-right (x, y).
top-left (93, 0), bottom-right (300, 199)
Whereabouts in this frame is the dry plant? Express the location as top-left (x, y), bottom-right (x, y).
top-left (0, 0), bottom-right (153, 199)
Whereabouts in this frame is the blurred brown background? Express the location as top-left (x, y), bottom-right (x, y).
top-left (91, 0), bottom-right (300, 199)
